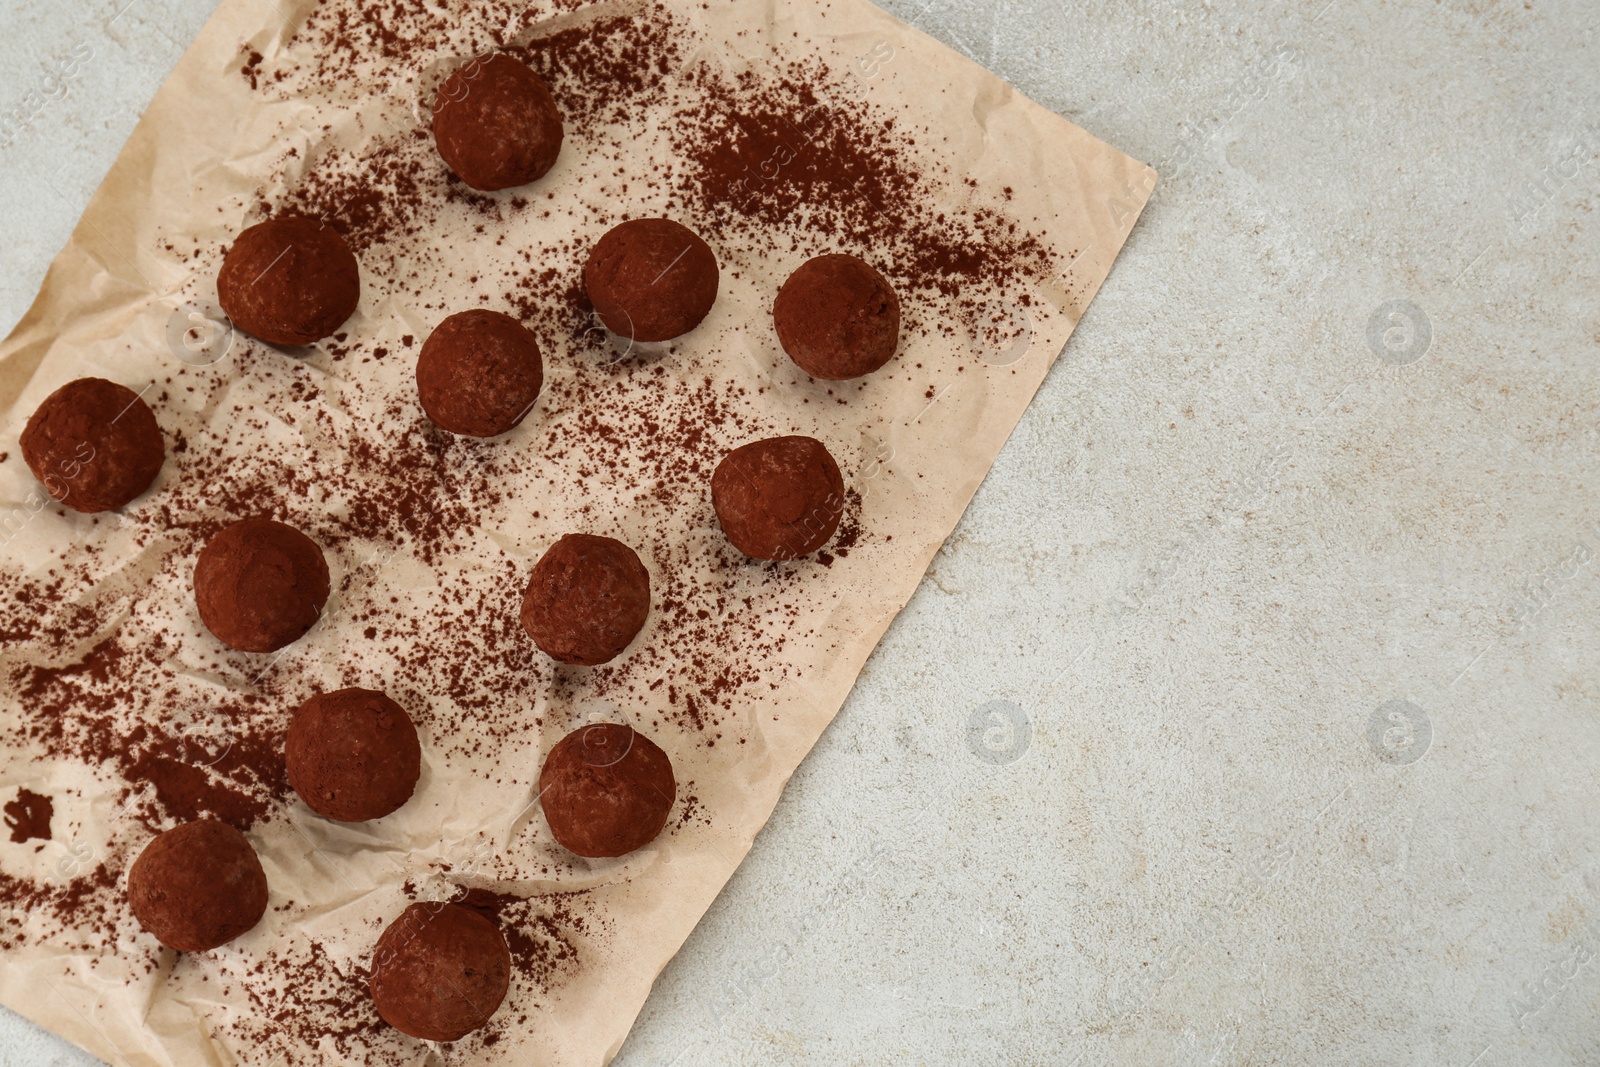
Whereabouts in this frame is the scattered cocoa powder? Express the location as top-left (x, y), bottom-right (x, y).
top-left (3, 788), bottom-right (52, 844)
top-left (240, 49), bottom-right (264, 91)
top-left (230, 938), bottom-right (390, 1060)
top-left (454, 886), bottom-right (593, 989)
top-left (669, 56), bottom-right (1057, 327)
top-left (0, 862), bottom-right (120, 953)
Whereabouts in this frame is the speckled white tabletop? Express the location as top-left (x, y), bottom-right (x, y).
top-left (3, 1), bottom-right (1598, 1064)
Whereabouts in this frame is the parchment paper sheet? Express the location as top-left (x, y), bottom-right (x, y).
top-left (0, 0), bottom-right (1152, 1063)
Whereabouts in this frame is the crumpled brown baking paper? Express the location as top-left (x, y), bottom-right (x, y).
top-left (0, 0), bottom-right (1153, 1063)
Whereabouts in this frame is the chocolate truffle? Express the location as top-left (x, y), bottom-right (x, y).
top-left (538, 723), bottom-right (676, 858)
top-left (127, 819), bottom-right (268, 952)
top-left (194, 518), bottom-right (330, 653)
top-left (370, 902), bottom-right (511, 1042)
top-left (416, 309), bottom-right (544, 437)
top-left (432, 52), bottom-right (563, 192)
top-left (19, 377), bottom-right (164, 513)
top-left (216, 216), bottom-right (360, 346)
top-left (773, 254), bottom-right (901, 380)
top-left (520, 534), bottom-right (650, 666)
top-left (584, 218), bottom-right (719, 342)
top-left (712, 435), bottom-right (845, 560)
top-left (286, 688), bottom-right (421, 822)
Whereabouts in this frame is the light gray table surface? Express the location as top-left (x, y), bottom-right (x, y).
top-left (2, 0), bottom-right (1598, 1064)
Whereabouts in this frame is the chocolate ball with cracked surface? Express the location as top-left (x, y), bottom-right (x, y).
top-left (520, 534), bottom-right (650, 666)
top-left (194, 518), bottom-right (330, 653)
top-left (774, 254), bottom-right (901, 380)
top-left (432, 52), bottom-right (563, 192)
top-left (217, 216), bottom-right (360, 346)
top-left (127, 818), bottom-right (268, 952)
top-left (539, 722), bottom-right (676, 858)
top-left (286, 688), bottom-right (421, 822)
top-left (584, 218), bottom-right (718, 342)
top-left (20, 377), bottom-right (164, 513)
top-left (370, 902), bottom-right (510, 1042)
top-left (416, 309), bottom-right (544, 437)
top-left (712, 435), bottom-right (845, 560)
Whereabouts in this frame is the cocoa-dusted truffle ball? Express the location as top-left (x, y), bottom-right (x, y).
top-left (370, 902), bottom-right (510, 1042)
top-left (584, 218), bottom-right (718, 342)
top-left (539, 722), bottom-right (676, 858)
top-left (712, 435), bottom-right (845, 560)
top-left (19, 377), bottom-right (164, 513)
top-left (520, 534), bottom-right (650, 666)
top-left (432, 52), bottom-right (563, 192)
top-left (416, 309), bottom-right (544, 437)
top-left (127, 819), bottom-right (268, 952)
top-left (217, 216), bottom-right (360, 346)
top-left (286, 688), bottom-right (421, 822)
top-left (773, 254), bottom-right (901, 380)
top-left (194, 518), bottom-right (330, 653)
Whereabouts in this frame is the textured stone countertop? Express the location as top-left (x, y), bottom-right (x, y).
top-left (1, 0), bottom-right (1597, 1064)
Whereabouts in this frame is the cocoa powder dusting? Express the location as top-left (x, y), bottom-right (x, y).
top-left (230, 939), bottom-right (389, 1059)
top-left (671, 59), bottom-right (1055, 321)
top-left (454, 886), bottom-right (595, 992)
top-left (4, 788), bottom-right (52, 844)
